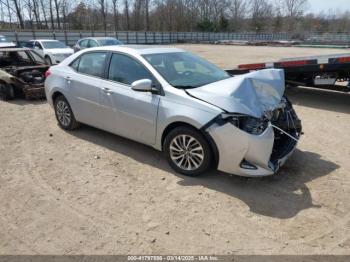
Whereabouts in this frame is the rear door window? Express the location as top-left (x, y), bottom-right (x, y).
top-left (70, 58), bottom-right (80, 71)
top-left (70, 52), bottom-right (107, 78)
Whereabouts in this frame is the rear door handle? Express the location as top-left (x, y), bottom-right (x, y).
top-left (102, 87), bottom-right (112, 95)
top-left (64, 76), bottom-right (71, 84)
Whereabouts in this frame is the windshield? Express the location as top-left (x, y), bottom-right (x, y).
top-left (143, 52), bottom-right (230, 88)
top-left (41, 41), bottom-right (67, 49)
top-left (97, 38), bottom-right (123, 46)
top-left (29, 50), bottom-right (46, 64)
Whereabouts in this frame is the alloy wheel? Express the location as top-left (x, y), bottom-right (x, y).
top-left (56, 100), bottom-right (71, 127)
top-left (169, 134), bottom-right (204, 171)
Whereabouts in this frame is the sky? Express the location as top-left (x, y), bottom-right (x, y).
top-left (308, 0), bottom-right (350, 13)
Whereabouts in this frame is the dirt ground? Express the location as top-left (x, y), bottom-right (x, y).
top-left (0, 44), bottom-right (350, 255)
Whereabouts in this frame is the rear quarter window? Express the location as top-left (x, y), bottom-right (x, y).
top-left (70, 58), bottom-right (80, 71)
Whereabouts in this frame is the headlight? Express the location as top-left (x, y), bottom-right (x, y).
top-left (221, 113), bottom-right (269, 135)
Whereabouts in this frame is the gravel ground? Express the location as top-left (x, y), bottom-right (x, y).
top-left (0, 44), bottom-right (349, 255)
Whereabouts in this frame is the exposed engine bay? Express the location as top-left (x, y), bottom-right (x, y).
top-left (5, 66), bottom-right (47, 83)
top-left (5, 66), bottom-right (47, 84)
top-left (269, 97), bottom-right (302, 170)
top-left (0, 48), bottom-right (49, 100)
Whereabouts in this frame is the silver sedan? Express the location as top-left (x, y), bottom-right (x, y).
top-left (45, 46), bottom-right (302, 177)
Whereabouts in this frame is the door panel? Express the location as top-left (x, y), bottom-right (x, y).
top-left (99, 53), bottom-right (160, 145)
top-left (99, 80), bottom-right (159, 145)
top-left (69, 72), bottom-right (104, 128)
top-left (66, 52), bottom-right (108, 128)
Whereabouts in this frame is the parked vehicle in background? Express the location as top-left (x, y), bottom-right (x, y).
top-left (25, 40), bottom-right (74, 65)
top-left (73, 37), bottom-right (123, 52)
top-left (0, 48), bottom-right (49, 100)
top-left (45, 46), bottom-right (302, 177)
top-left (0, 35), bottom-right (16, 48)
top-left (17, 41), bottom-right (30, 48)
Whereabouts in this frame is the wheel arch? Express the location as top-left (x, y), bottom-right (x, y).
top-left (0, 80), bottom-right (16, 99)
top-left (52, 90), bottom-right (64, 103)
top-left (44, 54), bottom-right (53, 64)
top-left (161, 121), bottom-right (219, 168)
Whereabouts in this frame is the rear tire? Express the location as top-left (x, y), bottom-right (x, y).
top-left (54, 95), bottom-right (80, 130)
top-left (164, 126), bottom-right (212, 176)
top-left (0, 82), bottom-right (15, 101)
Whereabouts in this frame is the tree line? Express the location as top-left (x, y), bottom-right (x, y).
top-left (1, 0), bottom-right (350, 33)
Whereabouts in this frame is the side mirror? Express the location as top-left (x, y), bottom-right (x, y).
top-left (131, 79), bottom-right (154, 93)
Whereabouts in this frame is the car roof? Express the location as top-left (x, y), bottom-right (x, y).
top-left (0, 48), bottom-right (31, 51)
top-left (30, 39), bottom-right (61, 42)
top-left (82, 37), bottom-right (116, 40)
top-left (84, 45), bottom-right (185, 55)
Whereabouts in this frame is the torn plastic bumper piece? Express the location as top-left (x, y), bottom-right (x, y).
top-left (206, 121), bottom-right (300, 177)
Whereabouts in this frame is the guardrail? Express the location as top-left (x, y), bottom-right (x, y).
top-left (1, 30), bottom-right (349, 46)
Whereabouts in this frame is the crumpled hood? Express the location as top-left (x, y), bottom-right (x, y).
top-left (187, 69), bottom-right (285, 118)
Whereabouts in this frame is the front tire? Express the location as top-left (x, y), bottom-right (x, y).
top-left (164, 126), bottom-right (212, 176)
top-left (54, 95), bottom-right (79, 130)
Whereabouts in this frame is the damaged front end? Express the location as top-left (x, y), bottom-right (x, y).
top-left (206, 97), bottom-right (301, 177)
top-left (190, 69), bottom-right (302, 177)
top-left (269, 97), bottom-right (302, 172)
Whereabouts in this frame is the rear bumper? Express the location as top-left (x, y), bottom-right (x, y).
top-left (23, 86), bottom-right (46, 99)
top-left (13, 83), bottom-right (46, 100)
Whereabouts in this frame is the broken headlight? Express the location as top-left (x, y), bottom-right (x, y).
top-left (221, 113), bottom-right (269, 135)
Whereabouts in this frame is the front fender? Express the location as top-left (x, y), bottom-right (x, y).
top-left (154, 98), bottom-right (219, 150)
top-left (0, 69), bottom-right (14, 82)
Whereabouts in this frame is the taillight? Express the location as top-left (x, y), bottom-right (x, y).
top-left (45, 70), bottom-right (51, 78)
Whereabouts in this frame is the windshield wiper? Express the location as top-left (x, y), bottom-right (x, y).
top-left (173, 85), bottom-right (198, 89)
